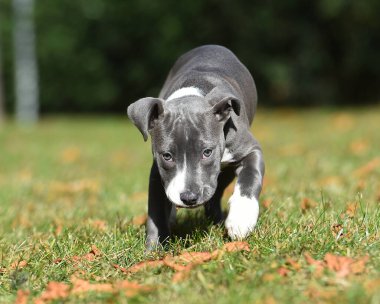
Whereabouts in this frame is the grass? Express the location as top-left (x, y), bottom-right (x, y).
top-left (0, 107), bottom-right (380, 303)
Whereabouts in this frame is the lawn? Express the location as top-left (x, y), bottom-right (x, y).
top-left (0, 108), bottom-right (379, 303)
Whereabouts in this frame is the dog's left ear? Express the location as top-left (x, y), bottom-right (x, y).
top-left (127, 97), bottom-right (164, 141)
top-left (207, 88), bottom-right (241, 122)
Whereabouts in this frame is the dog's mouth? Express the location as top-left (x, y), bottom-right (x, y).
top-left (174, 202), bottom-right (205, 209)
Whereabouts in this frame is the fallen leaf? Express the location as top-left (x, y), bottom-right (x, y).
top-left (34, 282), bottom-right (70, 304)
top-left (277, 267), bottom-right (290, 277)
top-left (131, 214), bottom-right (148, 226)
top-left (71, 277), bottom-right (113, 294)
top-left (172, 266), bottom-right (192, 283)
top-left (324, 253), bottom-right (352, 277)
top-left (15, 290), bottom-right (29, 304)
top-left (304, 252), bottom-right (324, 276)
top-left (222, 241), bottom-right (250, 252)
top-left (10, 260), bottom-right (27, 270)
top-left (285, 257), bottom-right (301, 271)
top-left (71, 276), bottom-right (152, 297)
top-left (331, 224), bottom-right (344, 239)
top-left (114, 280), bottom-right (153, 297)
top-left (354, 157), bottom-right (380, 177)
top-left (125, 260), bottom-right (164, 273)
top-left (345, 203), bottom-right (358, 218)
top-left (301, 198), bottom-right (317, 212)
top-left (349, 256), bottom-right (369, 275)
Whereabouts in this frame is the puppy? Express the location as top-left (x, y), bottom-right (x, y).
top-left (128, 45), bottom-right (265, 250)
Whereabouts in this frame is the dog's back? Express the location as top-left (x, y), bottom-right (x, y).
top-left (159, 45), bottom-right (257, 123)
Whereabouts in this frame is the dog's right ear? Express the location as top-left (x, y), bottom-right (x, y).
top-left (127, 97), bottom-right (164, 141)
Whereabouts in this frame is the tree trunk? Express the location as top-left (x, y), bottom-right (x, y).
top-left (0, 36), bottom-right (5, 122)
top-left (13, 0), bottom-right (39, 123)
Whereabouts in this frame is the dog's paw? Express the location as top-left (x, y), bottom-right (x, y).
top-left (225, 191), bottom-right (259, 240)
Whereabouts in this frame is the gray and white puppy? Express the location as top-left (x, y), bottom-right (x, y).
top-left (127, 45), bottom-right (265, 250)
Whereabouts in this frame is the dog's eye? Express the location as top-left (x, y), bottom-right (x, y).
top-left (162, 152), bottom-right (173, 162)
top-left (202, 149), bottom-right (213, 159)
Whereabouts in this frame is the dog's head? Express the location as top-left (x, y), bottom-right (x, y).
top-left (127, 88), bottom-right (241, 208)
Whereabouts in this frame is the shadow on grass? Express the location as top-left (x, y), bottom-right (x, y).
top-left (170, 209), bottom-right (228, 249)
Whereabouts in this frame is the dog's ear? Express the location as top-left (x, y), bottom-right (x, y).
top-left (127, 97), bottom-right (164, 141)
top-left (207, 88), bottom-right (241, 122)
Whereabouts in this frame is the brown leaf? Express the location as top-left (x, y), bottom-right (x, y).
top-left (354, 157), bottom-right (380, 177)
top-left (277, 267), bottom-right (290, 277)
top-left (300, 198), bottom-right (317, 212)
top-left (221, 241), bottom-right (250, 253)
top-left (34, 282), bottom-right (70, 304)
top-left (114, 280), bottom-right (153, 297)
top-left (345, 203), bottom-right (358, 218)
top-left (172, 266), bottom-right (192, 283)
top-left (350, 256), bottom-right (369, 275)
top-left (304, 252), bottom-right (324, 275)
top-left (71, 277), bottom-right (113, 294)
top-left (131, 214), bottom-right (148, 226)
top-left (125, 260), bottom-right (164, 273)
top-left (331, 224), bottom-right (344, 239)
top-left (15, 290), bottom-right (30, 304)
top-left (324, 253), bottom-right (352, 277)
top-left (285, 257), bottom-right (301, 271)
top-left (10, 260), bottom-right (27, 270)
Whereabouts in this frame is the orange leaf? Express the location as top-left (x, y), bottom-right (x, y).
top-left (285, 257), bottom-right (301, 271)
top-left (71, 277), bottom-right (113, 294)
top-left (10, 260), bottom-right (27, 270)
top-left (172, 266), bottom-right (192, 283)
top-left (34, 282), bottom-right (70, 304)
top-left (301, 198), bottom-right (317, 212)
top-left (262, 199), bottom-right (272, 209)
top-left (324, 253), bottom-right (352, 277)
top-left (125, 260), bottom-right (164, 273)
top-left (277, 267), bottom-right (290, 277)
top-left (114, 280), bottom-right (153, 297)
top-left (222, 241), bottom-right (250, 252)
top-left (15, 290), bottom-right (30, 304)
top-left (304, 252), bottom-right (324, 275)
top-left (345, 203), bottom-right (358, 218)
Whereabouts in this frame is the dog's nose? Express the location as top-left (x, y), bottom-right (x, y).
top-left (180, 191), bottom-right (199, 206)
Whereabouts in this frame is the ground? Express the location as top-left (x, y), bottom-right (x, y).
top-left (0, 108), bottom-right (379, 303)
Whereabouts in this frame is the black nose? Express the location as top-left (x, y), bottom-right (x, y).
top-left (180, 191), bottom-right (199, 206)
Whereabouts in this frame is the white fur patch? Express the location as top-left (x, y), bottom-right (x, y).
top-left (221, 148), bottom-right (234, 163)
top-left (225, 184), bottom-right (259, 240)
top-left (166, 87), bottom-right (203, 101)
top-left (165, 161), bottom-right (187, 208)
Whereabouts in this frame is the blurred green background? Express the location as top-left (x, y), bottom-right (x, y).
top-left (0, 0), bottom-right (379, 115)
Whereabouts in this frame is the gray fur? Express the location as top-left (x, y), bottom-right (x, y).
top-left (127, 45), bottom-right (265, 250)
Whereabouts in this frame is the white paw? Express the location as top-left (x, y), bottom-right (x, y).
top-left (225, 186), bottom-right (259, 240)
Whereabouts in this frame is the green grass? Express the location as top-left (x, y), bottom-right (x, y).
top-left (0, 108), bottom-right (380, 303)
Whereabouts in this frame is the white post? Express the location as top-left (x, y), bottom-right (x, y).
top-left (13, 0), bottom-right (39, 123)
top-left (0, 35), bottom-right (5, 122)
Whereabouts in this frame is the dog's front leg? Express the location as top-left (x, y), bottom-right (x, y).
top-left (225, 148), bottom-right (265, 239)
top-left (146, 161), bottom-right (172, 251)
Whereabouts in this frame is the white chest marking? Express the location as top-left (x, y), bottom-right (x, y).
top-left (166, 87), bottom-right (203, 101)
top-left (225, 184), bottom-right (259, 240)
top-left (221, 148), bottom-right (234, 163)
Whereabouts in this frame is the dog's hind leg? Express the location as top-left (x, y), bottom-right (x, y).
top-left (204, 166), bottom-right (235, 224)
